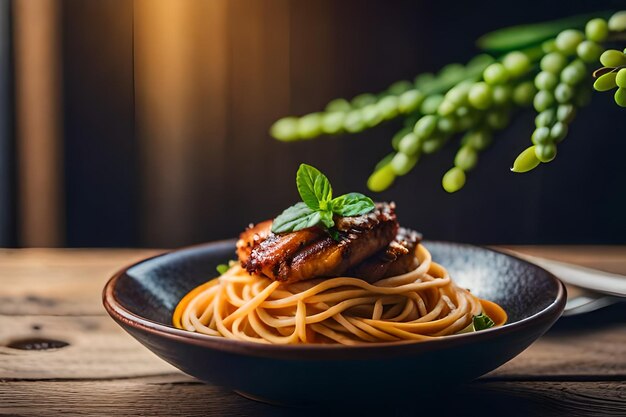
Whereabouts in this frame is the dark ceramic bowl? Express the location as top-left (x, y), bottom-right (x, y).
top-left (103, 240), bottom-right (566, 404)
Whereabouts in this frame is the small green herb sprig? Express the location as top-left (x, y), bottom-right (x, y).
top-left (473, 313), bottom-right (495, 330)
top-left (216, 259), bottom-right (237, 274)
top-left (271, 164), bottom-right (375, 234)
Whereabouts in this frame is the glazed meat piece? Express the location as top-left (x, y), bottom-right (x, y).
top-left (236, 220), bottom-right (326, 279)
top-left (347, 228), bottom-right (422, 283)
top-left (236, 203), bottom-right (399, 283)
top-left (236, 220), bottom-right (272, 261)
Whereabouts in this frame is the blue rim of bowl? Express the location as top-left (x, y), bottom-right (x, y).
top-left (103, 240), bottom-right (567, 360)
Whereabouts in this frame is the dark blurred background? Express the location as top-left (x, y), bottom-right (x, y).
top-left (1, 0), bottom-right (625, 248)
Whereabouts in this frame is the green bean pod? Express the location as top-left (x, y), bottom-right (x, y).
top-left (442, 167), bottom-right (466, 193)
top-left (512, 146), bottom-right (541, 173)
top-left (367, 163), bottom-right (396, 192)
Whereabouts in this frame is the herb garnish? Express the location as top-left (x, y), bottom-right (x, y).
top-left (216, 260), bottom-right (237, 275)
top-left (271, 164), bottom-right (375, 234)
top-left (473, 313), bottom-right (495, 331)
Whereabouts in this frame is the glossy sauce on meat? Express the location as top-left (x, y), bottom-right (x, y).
top-left (236, 202), bottom-right (420, 284)
top-left (347, 228), bottom-right (422, 282)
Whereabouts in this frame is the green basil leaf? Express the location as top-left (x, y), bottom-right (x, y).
top-left (319, 210), bottom-right (334, 228)
top-left (296, 164), bottom-right (332, 210)
top-left (473, 313), bottom-right (495, 331)
top-left (271, 202), bottom-right (322, 233)
top-left (331, 192), bottom-right (375, 217)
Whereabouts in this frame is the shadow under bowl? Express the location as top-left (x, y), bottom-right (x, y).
top-left (103, 240), bottom-right (566, 404)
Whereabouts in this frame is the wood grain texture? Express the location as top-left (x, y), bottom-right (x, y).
top-left (0, 247), bottom-right (624, 415)
top-left (0, 316), bottom-right (174, 379)
top-left (0, 249), bottom-right (158, 315)
top-left (1, 377), bottom-right (624, 416)
top-left (490, 318), bottom-right (626, 380)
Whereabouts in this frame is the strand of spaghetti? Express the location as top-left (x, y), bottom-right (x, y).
top-left (373, 323), bottom-right (440, 340)
top-left (240, 317), bottom-right (258, 340)
top-left (233, 282), bottom-right (258, 339)
top-left (224, 279), bottom-right (241, 301)
top-left (441, 294), bottom-right (456, 311)
top-left (188, 315), bottom-right (221, 336)
top-left (197, 296), bottom-right (216, 325)
top-left (174, 280), bottom-right (218, 329)
top-left (367, 289), bottom-right (470, 331)
top-left (406, 302), bottom-right (420, 321)
top-left (263, 295), bottom-right (404, 327)
top-left (296, 300), bottom-right (307, 343)
top-left (258, 295), bottom-right (400, 327)
top-left (372, 299), bottom-right (384, 320)
top-left (182, 285), bottom-right (219, 330)
top-left (268, 288), bottom-right (297, 299)
top-left (331, 313), bottom-right (379, 342)
top-left (456, 288), bottom-right (483, 320)
top-left (309, 323), bottom-right (360, 346)
top-left (322, 319), bottom-right (351, 332)
top-left (376, 317), bottom-right (464, 340)
top-left (242, 280), bottom-right (253, 300)
top-left (405, 291), bottom-right (428, 318)
top-left (230, 313), bottom-right (272, 344)
top-left (408, 295), bottom-right (447, 323)
top-left (213, 285), bottom-right (237, 339)
top-left (344, 316), bottom-right (401, 341)
top-left (433, 313), bottom-right (472, 336)
top-left (368, 298), bottom-right (468, 334)
top-left (381, 298), bottom-right (408, 320)
top-left (427, 261), bottom-right (447, 278)
top-left (306, 289), bottom-right (374, 304)
top-left (221, 281), bottom-right (281, 327)
top-left (390, 297), bottom-right (416, 322)
top-left (260, 276), bottom-right (451, 309)
top-left (230, 315), bottom-right (247, 339)
top-left (187, 289), bottom-right (220, 334)
top-left (252, 279), bottom-right (267, 295)
top-left (276, 325), bottom-right (295, 337)
top-left (247, 307), bottom-right (299, 344)
top-left (223, 277), bottom-right (253, 308)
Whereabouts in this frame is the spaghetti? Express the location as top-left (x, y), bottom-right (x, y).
top-left (173, 243), bottom-right (506, 345)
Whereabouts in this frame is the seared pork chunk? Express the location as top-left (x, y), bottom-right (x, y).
top-left (347, 228), bottom-right (422, 282)
top-left (236, 203), bottom-right (398, 283)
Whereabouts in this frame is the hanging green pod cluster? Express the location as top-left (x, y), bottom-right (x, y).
top-left (511, 14), bottom-right (618, 173)
top-left (593, 49), bottom-right (626, 107)
top-left (591, 12), bottom-right (626, 106)
top-left (269, 11), bottom-right (625, 192)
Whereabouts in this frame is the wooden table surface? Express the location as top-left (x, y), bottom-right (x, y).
top-left (1, 247), bottom-right (625, 416)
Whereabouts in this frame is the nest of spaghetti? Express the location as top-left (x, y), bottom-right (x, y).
top-left (173, 202), bottom-right (506, 345)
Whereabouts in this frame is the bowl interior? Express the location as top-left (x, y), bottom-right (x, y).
top-left (114, 240), bottom-right (559, 327)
